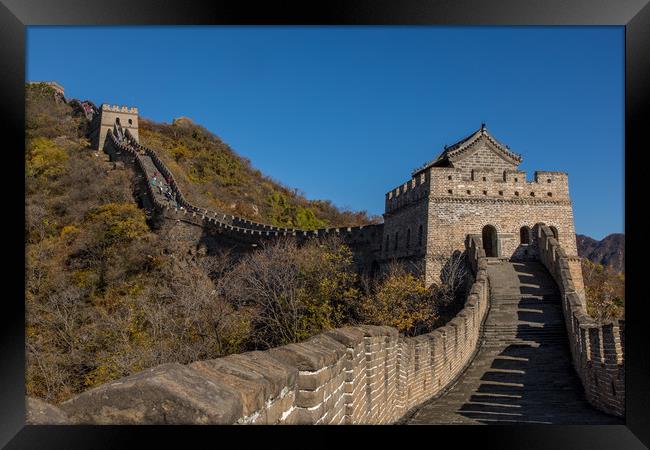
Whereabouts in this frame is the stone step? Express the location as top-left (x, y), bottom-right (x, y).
top-left (406, 260), bottom-right (620, 425)
top-left (482, 330), bottom-right (567, 335)
top-left (482, 331), bottom-right (566, 336)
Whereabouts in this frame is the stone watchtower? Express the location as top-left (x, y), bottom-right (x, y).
top-left (381, 124), bottom-right (585, 297)
top-left (89, 104), bottom-right (139, 150)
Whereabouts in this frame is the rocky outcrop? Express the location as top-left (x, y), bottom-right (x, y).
top-left (576, 233), bottom-right (624, 273)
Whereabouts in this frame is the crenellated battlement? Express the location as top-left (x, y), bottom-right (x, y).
top-left (90, 103), bottom-right (140, 151)
top-left (384, 171), bottom-right (430, 213)
top-left (101, 115), bottom-right (581, 288)
top-left (101, 104), bottom-right (139, 114)
top-left (538, 225), bottom-right (624, 417)
top-left (426, 167), bottom-right (570, 202)
top-left (385, 167), bottom-right (570, 215)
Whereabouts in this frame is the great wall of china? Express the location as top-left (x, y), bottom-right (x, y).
top-left (26, 99), bottom-right (625, 425)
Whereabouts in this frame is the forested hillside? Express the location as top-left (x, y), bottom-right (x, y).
top-left (139, 117), bottom-right (380, 229)
top-left (25, 84), bottom-right (461, 404)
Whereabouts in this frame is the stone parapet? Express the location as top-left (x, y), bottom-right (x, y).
top-left (57, 240), bottom-right (490, 425)
top-left (122, 129), bottom-right (383, 248)
top-left (537, 225), bottom-right (624, 417)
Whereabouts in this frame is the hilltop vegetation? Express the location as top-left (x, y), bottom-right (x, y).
top-left (582, 258), bottom-right (624, 321)
top-left (25, 84), bottom-right (462, 405)
top-left (575, 234), bottom-right (624, 320)
top-left (139, 117), bottom-right (380, 229)
top-left (23, 84), bottom-right (626, 408)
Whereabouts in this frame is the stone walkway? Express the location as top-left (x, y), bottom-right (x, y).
top-left (406, 260), bottom-right (621, 425)
top-left (139, 153), bottom-right (178, 208)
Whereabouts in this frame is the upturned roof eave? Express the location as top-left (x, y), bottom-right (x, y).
top-left (412, 126), bottom-right (523, 176)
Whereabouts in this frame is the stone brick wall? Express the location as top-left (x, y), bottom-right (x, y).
top-left (382, 197), bottom-right (428, 267)
top-left (537, 225), bottom-right (624, 417)
top-left (451, 140), bottom-right (518, 178)
top-left (52, 238), bottom-right (490, 425)
top-left (90, 104), bottom-right (139, 151)
top-left (426, 168), bottom-right (571, 203)
top-left (44, 109), bottom-right (606, 424)
top-left (424, 196), bottom-right (578, 284)
top-left (382, 162), bottom-right (579, 286)
top-left (114, 129), bottom-right (384, 272)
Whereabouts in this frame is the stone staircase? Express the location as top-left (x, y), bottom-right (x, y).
top-left (406, 260), bottom-right (621, 424)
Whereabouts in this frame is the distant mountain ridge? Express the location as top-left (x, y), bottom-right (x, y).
top-left (576, 233), bottom-right (624, 273)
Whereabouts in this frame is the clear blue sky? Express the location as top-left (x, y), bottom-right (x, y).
top-left (26, 26), bottom-right (624, 240)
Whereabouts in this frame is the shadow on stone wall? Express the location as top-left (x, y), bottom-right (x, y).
top-left (456, 265), bottom-right (621, 424)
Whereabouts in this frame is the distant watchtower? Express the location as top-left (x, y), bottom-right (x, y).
top-left (90, 104), bottom-right (139, 150)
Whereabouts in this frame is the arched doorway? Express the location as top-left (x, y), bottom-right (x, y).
top-left (482, 225), bottom-right (498, 257)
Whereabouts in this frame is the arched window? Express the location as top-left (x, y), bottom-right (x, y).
top-left (406, 228), bottom-right (411, 249)
top-left (128, 118), bottom-right (133, 125)
top-left (418, 224), bottom-right (423, 246)
top-left (394, 231), bottom-right (399, 251)
top-left (550, 226), bottom-right (559, 240)
top-left (520, 226), bottom-right (531, 244)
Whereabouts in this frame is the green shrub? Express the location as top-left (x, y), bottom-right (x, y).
top-left (582, 258), bottom-right (624, 320)
top-left (138, 118), bottom-right (378, 227)
top-left (26, 137), bottom-right (68, 179)
top-left (85, 203), bottom-right (149, 245)
top-left (358, 264), bottom-right (438, 336)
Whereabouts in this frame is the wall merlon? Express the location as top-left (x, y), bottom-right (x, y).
top-left (425, 167), bottom-right (569, 202)
top-left (538, 225), bottom-right (624, 417)
top-left (385, 172), bottom-right (431, 213)
top-left (101, 103), bottom-right (139, 113)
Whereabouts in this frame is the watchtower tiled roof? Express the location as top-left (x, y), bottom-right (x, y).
top-left (413, 124), bottom-right (523, 176)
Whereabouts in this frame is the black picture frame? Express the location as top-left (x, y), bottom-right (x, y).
top-left (2, 0), bottom-right (648, 448)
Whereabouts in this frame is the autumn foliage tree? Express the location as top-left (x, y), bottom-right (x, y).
top-left (224, 237), bottom-right (360, 348)
top-left (24, 83), bottom-right (472, 405)
top-left (357, 263), bottom-right (438, 336)
top-left (582, 258), bottom-right (624, 321)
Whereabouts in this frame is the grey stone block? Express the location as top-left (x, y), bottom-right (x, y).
top-left (324, 327), bottom-right (365, 347)
top-left (269, 342), bottom-right (332, 372)
top-left (357, 325), bottom-right (399, 338)
top-left (190, 357), bottom-right (270, 417)
top-left (26, 397), bottom-right (70, 424)
top-left (227, 351), bottom-right (298, 398)
top-left (60, 363), bottom-right (242, 424)
top-left (303, 334), bottom-right (348, 361)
